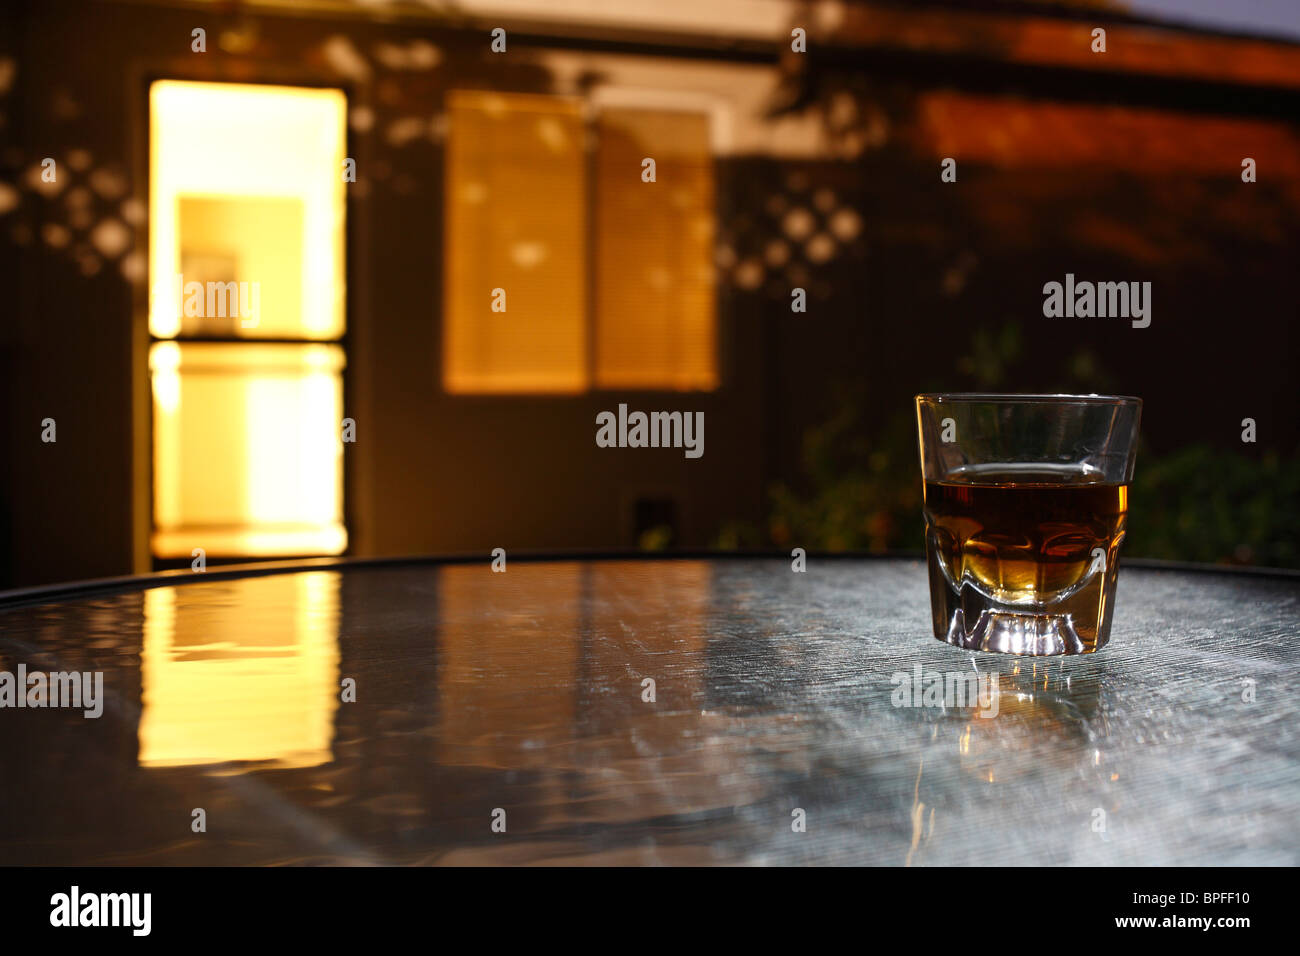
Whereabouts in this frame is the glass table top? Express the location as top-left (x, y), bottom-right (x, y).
top-left (0, 558), bottom-right (1296, 865)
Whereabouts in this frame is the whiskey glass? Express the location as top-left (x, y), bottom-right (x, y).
top-left (915, 394), bottom-right (1142, 655)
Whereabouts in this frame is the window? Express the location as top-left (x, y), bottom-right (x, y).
top-left (594, 107), bottom-right (716, 389)
top-left (148, 81), bottom-right (348, 558)
top-left (443, 90), bottom-right (718, 393)
top-left (444, 92), bottom-right (588, 393)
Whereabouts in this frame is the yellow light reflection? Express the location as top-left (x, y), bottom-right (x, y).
top-left (434, 563), bottom-right (582, 769)
top-left (433, 562), bottom-right (719, 829)
top-left (139, 573), bottom-right (340, 768)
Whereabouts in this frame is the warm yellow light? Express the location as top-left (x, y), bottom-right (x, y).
top-left (139, 574), bottom-right (340, 768)
top-left (149, 341), bottom-right (181, 415)
top-left (149, 80), bottom-right (348, 559)
top-left (149, 80), bottom-right (346, 340)
top-left (149, 342), bottom-right (346, 558)
top-left (595, 108), bottom-right (718, 390)
top-left (443, 91), bottom-right (588, 393)
top-left (443, 92), bottom-right (719, 394)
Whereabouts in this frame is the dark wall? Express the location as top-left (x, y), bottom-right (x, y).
top-left (4, 0), bottom-right (1298, 586)
top-left (759, 153), bottom-right (1300, 473)
top-left (2, 0), bottom-right (770, 587)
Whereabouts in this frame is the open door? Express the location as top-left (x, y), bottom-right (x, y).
top-left (148, 80), bottom-right (347, 560)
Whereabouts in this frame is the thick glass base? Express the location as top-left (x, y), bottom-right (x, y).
top-left (926, 534), bottom-right (1120, 656)
top-left (940, 608), bottom-right (1102, 655)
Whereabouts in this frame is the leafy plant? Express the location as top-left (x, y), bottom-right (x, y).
top-left (715, 323), bottom-right (1300, 569)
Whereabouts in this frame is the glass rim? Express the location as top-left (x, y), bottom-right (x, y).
top-left (916, 392), bottom-right (1141, 406)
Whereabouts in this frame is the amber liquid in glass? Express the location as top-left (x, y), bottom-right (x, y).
top-left (923, 465), bottom-right (1127, 653)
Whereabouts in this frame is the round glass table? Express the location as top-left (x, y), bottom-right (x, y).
top-left (0, 555), bottom-right (1296, 865)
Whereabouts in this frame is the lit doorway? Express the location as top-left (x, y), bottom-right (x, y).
top-left (148, 80), bottom-right (348, 560)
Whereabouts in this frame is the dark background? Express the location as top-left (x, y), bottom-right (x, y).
top-left (2, 0), bottom-right (1298, 588)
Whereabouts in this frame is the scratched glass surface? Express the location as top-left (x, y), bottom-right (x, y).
top-left (0, 559), bottom-right (1296, 865)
